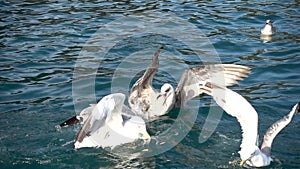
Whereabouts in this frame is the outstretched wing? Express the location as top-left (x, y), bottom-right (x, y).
top-left (210, 87), bottom-right (259, 160)
top-left (74, 104), bottom-right (107, 148)
top-left (129, 46), bottom-right (163, 94)
top-left (260, 102), bottom-right (300, 156)
top-left (59, 104), bottom-right (96, 127)
top-left (128, 46), bottom-right (163, 113)
top-left (74, 93), bottom-right (126, 149)
top-left (175, 64), bottom-right (251, 107)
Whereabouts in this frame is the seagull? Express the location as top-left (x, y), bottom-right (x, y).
top-left (61, 93), bottom-right (151, 150)
top-left (200, 85), bottom-right (299, 167)
top-left (261, 19), bottom-right (276, 36)
top-left (128, 46), bottom-right (251, 121)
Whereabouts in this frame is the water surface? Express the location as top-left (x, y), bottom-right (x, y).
top-left (1, 1), bottom-right (299, 168)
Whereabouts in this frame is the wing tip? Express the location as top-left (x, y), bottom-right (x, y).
top-left (295, 102), bottom-right (300, 113)
top-left (150, 45), bottom-right (164, 67)
top-left (159, 45), bottom-right (164, 50)
top-left (59, 116), bottom-right (80, 127)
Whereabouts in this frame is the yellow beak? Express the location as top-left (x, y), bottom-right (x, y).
top-left (145, 132), bottom-right (151, 140)
top-left (240, 159), bottom-right (246, 166)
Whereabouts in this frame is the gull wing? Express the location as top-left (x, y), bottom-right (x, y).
top-left (210, 88), bottom-right (259, 160)
top-left (175, 64), bottom-right (251, 107)
top-left (128, 46), bottom-right (163, 113)
top-left (59, 104), bottom-right (96, 127)
top-left (59, 116), bottom-right (80, 127)
top-left (129, 46), bottom-right (163, 94)
top-left (260, 102), bottom-right (300, 156)
top-left (74, 93), bottom-right (126, 147)
top-left (74, 103), bottom-right (107, 147)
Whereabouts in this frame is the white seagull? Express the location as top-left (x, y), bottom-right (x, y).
top-left (261, 19), bottom-right (276, 36)
top-left (61, 93), bottom-right (151, 150)
top-left (128, 46), bottom-right (251, 121)
top-left (200, 85), bottom-right (299, 167)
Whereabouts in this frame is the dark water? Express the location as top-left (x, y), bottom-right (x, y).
top-left (1, 1), bottom-right (299, 168)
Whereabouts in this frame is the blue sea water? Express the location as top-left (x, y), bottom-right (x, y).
top-left (0, 1), bottom-right (299, 168)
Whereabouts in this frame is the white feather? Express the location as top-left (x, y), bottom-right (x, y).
top-left (212, 88), bottom-right (259, 160)
top-left (210, 88), bottom-right (299, 167)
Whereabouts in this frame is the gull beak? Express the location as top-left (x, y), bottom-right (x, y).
top-left (145, 132), bottom-right (151, 140)
top-left (157, 94), bottom-right (167, 105)
top-left (240, 160), bottom-right (246, 166)
top-left (162, 94), bottom-right (167, 105)
top-left (156, 94), bottom-right (162, 100)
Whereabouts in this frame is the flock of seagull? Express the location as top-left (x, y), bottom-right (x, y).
top-left (59, 20), bottom-right (299, 167)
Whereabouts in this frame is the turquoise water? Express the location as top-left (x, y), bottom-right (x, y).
top-left (1, 1), bottom-right (299, 168)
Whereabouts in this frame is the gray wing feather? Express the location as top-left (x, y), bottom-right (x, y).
top-left (175, 64), bottom-right (251, 107)
top-left (128, 46), bottom-right (163, 113)
top-left (122, 105), bottom-right (137, 116)
top-left (75, 105), bottom-right (107, 144)
top-left (130, 46), bottom-right (163, 92)
top-left (75, 93), bottom-right (127, 146)
top-left (260, 102), bottom-right (299, 156)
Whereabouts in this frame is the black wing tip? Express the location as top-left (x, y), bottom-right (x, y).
top-left (296, 102), bottom-right (300, 113)
top-left (150, 45), bottom-right (164, 66)
top-left (154, 45), bottom-right (164, 56)
top-left (155, 45), bottom-right (164, 55)
top-left (59, 116), bottom-right (79, 127)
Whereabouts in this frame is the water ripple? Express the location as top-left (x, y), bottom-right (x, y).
top-left (0, 0), bottom-right (299, 168)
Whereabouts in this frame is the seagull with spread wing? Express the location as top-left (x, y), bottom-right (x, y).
top-left (61, 93), bottom-right (151, 150)
top-left (129, 46), bottom-right (251, 121)
top-left (200, 85), bottom-right (299, 167)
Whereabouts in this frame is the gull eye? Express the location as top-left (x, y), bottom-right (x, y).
top-left (165, 87), bottom-right (170, 93)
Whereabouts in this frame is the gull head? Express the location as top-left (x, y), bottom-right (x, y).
top-left (266, 19), bottom-right (272, 25)
top-left (240, 147), bottom-right (272, 167)
top-left (123, 116), bottom-right (151, 141)
top-left (157, 83), bottom-right (175, 107)
top-left (238, 145), bottom-right (259, 166)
